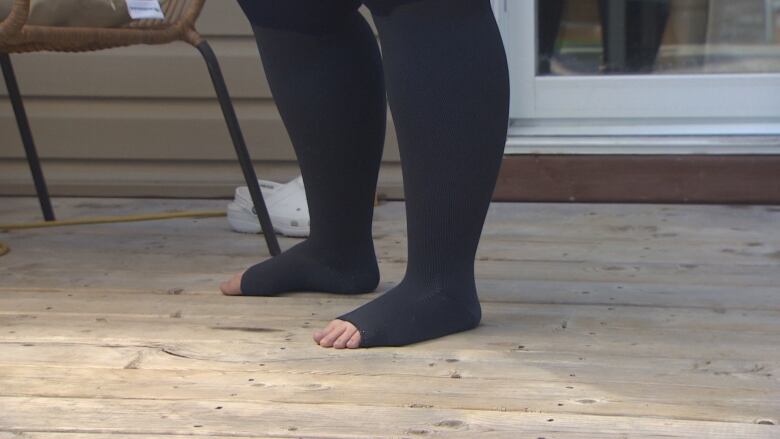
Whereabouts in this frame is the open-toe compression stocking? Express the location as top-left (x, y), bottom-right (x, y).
top-left (236, 0), bottom-right (385, 296)
top-left (239, 240), bottom-right (380, 296)
top-left (336, 0), bottom-right (511, 346)
top-left (235, 0), bottom-right (510, 347)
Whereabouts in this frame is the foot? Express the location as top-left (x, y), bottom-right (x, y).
top-left (220, 240), bottom-right (379, 296)
top-left (220, 271), bottom-right (245, 296)
top-left (313, 278), bottom-right (482, 348)
top-left (312, 319), bottom-right (362, 349)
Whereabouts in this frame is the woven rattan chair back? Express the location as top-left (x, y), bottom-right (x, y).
top-left (0, 0), bottom-right (281, 255)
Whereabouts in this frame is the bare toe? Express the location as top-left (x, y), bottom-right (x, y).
top-left (220, 271), bottom-right (245, 296)
top-left (318, 321), bottom-right (349, 347)
top-left (346, 330), bottom-right (362, 349)
top-left (313, 320), bottom-right (339, 344)
top-left (333, 325), bottom-right (357, 349)
top-left (315, 320), bottom-right (361, 349)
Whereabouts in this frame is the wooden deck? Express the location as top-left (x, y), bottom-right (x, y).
top-left (0, 197), bottom-right (778, 438)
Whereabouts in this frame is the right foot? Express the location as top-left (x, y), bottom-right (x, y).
top-left (330, 278), bottom-right (483, 348)
top-left (220, 271), bottom-right (245, 296)
top-left (220, 240), bottom-right (380, 297)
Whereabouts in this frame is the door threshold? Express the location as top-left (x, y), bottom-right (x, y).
top-left (505, 135), bottom-right (780, 155)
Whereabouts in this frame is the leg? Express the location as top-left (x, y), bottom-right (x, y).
top-left (599, 0), bottom-right (628, 72)
top-left (320, 0), bottom-right (511, 348)
top-left (624, 0), bottom-right (670, 72)
top-left (538, 0), bottom-right (565, 74)
top-left (221, 0), bottom-right (386, 295)
top-left (1, 53), bottom-right (55, 221)
top-left (195, 41), bottom-right (280, 256)
top-left (599, 0), bottom-right (671, 73)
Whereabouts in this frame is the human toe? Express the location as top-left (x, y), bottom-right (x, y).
top-left (318, 321), bottom-right (348, 347)
top-left (345, 330), bottom-right (362, 348)
top-left (333, 324), bottom-right (358, 349)
top-left (220, 271), bottom-right (244, 296)
top-left (313, 320), bottom-right (339, 343)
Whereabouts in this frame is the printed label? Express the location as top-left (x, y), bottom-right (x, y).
top-left (125, 0), bottom-right (164, 20)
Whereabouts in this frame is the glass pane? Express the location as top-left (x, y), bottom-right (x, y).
top-left (537, 0), bottom-right (780, 75)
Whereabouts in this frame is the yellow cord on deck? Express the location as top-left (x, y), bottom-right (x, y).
top-left (0, 210), bottom-right (228, 256)
top-left (0, 210), bottom-right (227, 231)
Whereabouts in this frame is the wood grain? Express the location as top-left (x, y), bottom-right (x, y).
top-left (0, 197), bottom-right (778, 437)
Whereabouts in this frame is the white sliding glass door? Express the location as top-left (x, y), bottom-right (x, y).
top-left (493, 0), bottom-right (780, 153)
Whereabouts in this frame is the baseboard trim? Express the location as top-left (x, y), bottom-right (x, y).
top-left (494, 154), bottom-right (780, 204)
top-left (0, 159), bottom-right (405, 200)
top-left (4, 155), bottom-right (778, 204)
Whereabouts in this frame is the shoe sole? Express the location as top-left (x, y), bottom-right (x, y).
top-left (227, 203), bottom-right (309, 237)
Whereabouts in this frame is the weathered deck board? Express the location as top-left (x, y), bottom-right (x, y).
top-left (1, 396), bottom-right (776, 439)
top-left (0, 435), bottom-right (281, 439)
top-left (0, 197), bottom-right (778, 437)
top-left (1, 361), bottom-right (777, 423)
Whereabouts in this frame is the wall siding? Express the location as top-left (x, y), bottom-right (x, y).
top-left (0, 2), bottom-right (404, 199)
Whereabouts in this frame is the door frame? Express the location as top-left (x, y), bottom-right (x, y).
top-left (494, 0), bottom-right (780, 152)
top-left (488, 0), bottom-right (780, 203)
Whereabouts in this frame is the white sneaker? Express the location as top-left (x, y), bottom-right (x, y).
top-left (227, 176), bottom-right (310, 237)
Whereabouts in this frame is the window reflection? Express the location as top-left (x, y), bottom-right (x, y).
top-left (537, 0), bottom-right (780, 75)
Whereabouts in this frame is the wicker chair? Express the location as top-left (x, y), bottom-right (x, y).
top-left (0, 0), bottom-right (280, 255)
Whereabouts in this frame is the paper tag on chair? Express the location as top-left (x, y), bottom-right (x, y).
top-left (125, 0), bottom-right (165, 20)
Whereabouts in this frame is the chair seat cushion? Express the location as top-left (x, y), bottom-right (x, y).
top-left (0, 0), bottom-right (160, 27)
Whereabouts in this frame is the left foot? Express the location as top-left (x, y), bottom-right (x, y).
top-left (312, 320), bottom-right (362, 349)
top-left (220, 270), bottom-right (246, 296)
top-left (313, 279), bottom-right (482, 348)
top-left (219, 240), bottom-right (380, 297)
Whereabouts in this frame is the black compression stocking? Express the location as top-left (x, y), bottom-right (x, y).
top-left (336, 0), bottom-right (511, 346)
top-left (236, 0), bottom-right (385, 296)
top-left (235, 0), bottom-right (510, 347)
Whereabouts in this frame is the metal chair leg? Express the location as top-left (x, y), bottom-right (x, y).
top-left (1, 53), bottom-right (55, 221)
top-left (194, 41), bottom-right (281, 256)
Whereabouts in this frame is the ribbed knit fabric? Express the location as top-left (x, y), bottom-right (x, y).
top-left (236, 0), bottom-right (385, 296)
top-left (236, 0), bottom-right (510, 347)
